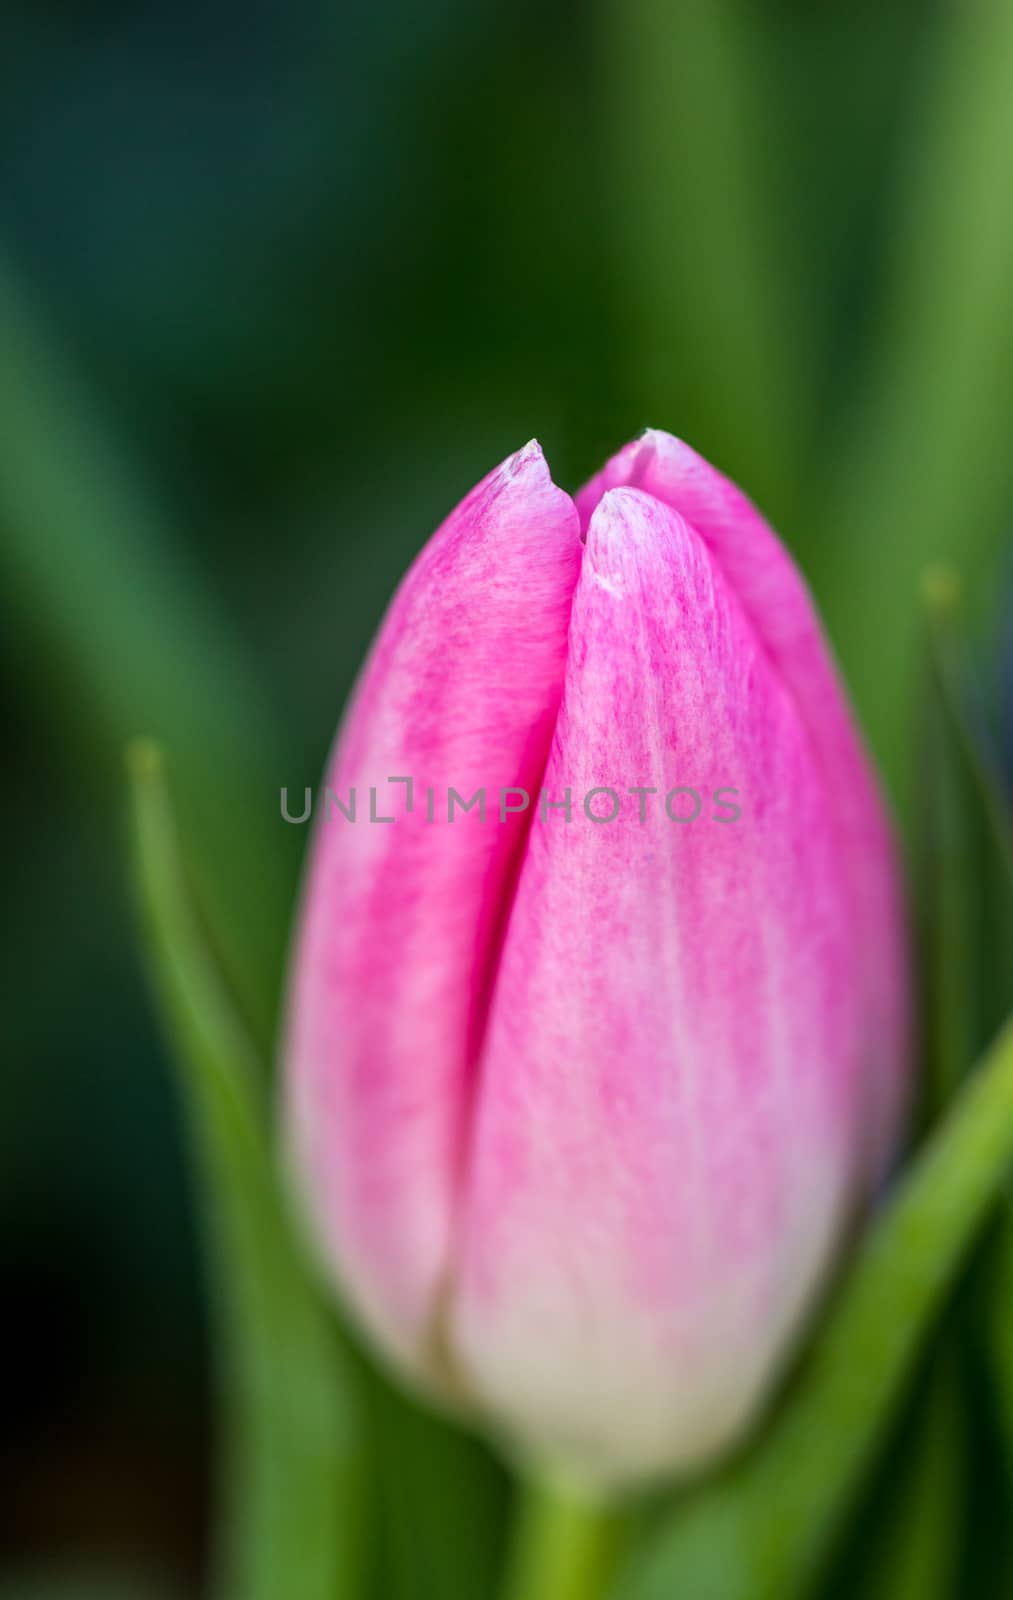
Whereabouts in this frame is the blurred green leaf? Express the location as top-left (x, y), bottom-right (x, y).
top-left (0, 256), bottom-right (296, 1047)
top-left (812, 0), bottom-right (1013, 807)
top-left (126, 741), bottom-right (363, 1600)
top-left (915, 570), bottom-right (985, 1114)
top-left (364, 1377), bottom-right (508, 1600)
top-left (913, 568), bottom-right (1013, 1593)
top-left (613, 1006), bottom-right (1013, 1600)
top-left (601, 0), bottom-right (808, 526)
top-left (990, 1217), bottom-right (1013, 1476)
top-left (824, 569), bottom-right (1013, 1600)
top-left (917, 572), bottom-right (1013, 889)
top-left (823, 1347), bottom-right (964, 1600)
top-left (857, 1356), bottom-right (964, 1600)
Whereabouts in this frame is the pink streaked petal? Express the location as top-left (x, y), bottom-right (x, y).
top-left (285, 442), bottom-right (580, 1380)
top-left (452, 487), bottom-right (867, 1486)
top-left (578, 430), bottom-right (909, 1177)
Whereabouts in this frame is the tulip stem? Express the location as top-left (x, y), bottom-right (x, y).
top-left (501, 1475), bottom-right (627, 1600)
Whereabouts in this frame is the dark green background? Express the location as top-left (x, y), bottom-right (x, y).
top-left (1, 0), bottom-right (1011, 1592)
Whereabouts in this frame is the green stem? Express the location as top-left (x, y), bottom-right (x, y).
top-left (501, 1476), bottom-right (627, 1600)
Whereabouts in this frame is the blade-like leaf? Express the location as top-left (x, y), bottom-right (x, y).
top-left (823, 1348), bottom-right (964, 1600)
top-left (364, 1378), bottom-right (508, 1600)
top-left (126, 741), bottom-right (363, 1600)
top-left (990, 1226), bottom-right (1013, 1483)
top-left (614, 1007), bottom-right (1013, 1600)
top-left (0, 256), bottom-right (295, 1046)
top-left (919, 571), bottom-right (1013, 896)
top-left (822, 571), bottom-right (1006, 1600)
top-left (600, 0), bottom-right (806, 525)
top-left (917, 572), bottom-right (1013, 1513)
top-left (915, 569), bottom-right (986, 1114)
top-left (811, 0), bottom-right (1013, 807)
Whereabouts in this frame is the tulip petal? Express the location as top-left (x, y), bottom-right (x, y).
top-left (576, 430), bottom-right (908, 1173)
top-left (285, 443), bottom-right (581, 1380)
top-left (453, 487), bottom-right (877, 1486)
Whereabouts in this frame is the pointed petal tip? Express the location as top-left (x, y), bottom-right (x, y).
top-left (637, 426), bottom-right (690, 466)
top-left (582, 483), bottom-right (637, 559)
top-left (496, 438), bottom-right (582, 543)
top-left (582, 484), bottom-right (702, 598)
top-left (503, 437), bottom-right (547, 480)
top-left (585, 482), bottom-right (671, 544)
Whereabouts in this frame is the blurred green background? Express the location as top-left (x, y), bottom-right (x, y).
top-left (2, 0), bottom-right (1013, 1593)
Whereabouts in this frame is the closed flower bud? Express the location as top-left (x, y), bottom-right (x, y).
top-left (284, 430), bottom-right (909, 1490)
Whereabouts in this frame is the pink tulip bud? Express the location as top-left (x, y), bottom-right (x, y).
top-left (284, 431), bottom-right (909, 1489)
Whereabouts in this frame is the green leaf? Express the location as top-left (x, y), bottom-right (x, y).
top-left (917, 571), bottom-right (1013, 896)
top-left (600, 0), bottom-right (807, 525)
top-left (821, 1346), bottom-right (965, 1600)
top-left (990, 1224), bottom-right (1013, 1480)
top-left (821, 570), bottom-right (1011, 1600)
top-left (811, 0), bottom-right (1013, 808)
top-left (853, 1354), bottom-right (964, 1600)
top-left (613, 1008), bottom-right (1013, 1600)
top-left (914, 569), bottom-right (986, 1115)
top-left (360, 1369), bottom-right (508, 1600)
top-left (914, 571), bottom-right (1013, 1516)
top-left (126, 741), bottom-right (363, 1600)
top-left (0, 255), bottom-right (296, 1047)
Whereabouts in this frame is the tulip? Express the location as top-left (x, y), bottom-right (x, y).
top-left (284, 430), bottom-right (908, 1490)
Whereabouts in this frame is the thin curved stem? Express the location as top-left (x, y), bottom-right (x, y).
top-left (501, 1474), bottom-right (628, 1600)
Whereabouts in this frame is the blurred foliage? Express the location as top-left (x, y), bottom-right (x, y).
top-left (127, 744), bottom-right (363, 1600)
top-left (614, 1008), bottom-right (1013, 1600)
top-left (1, 0), bottom-right (1012, 1593)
